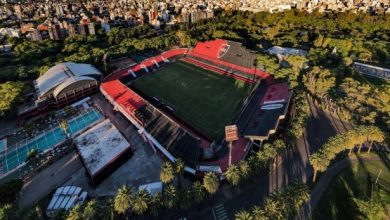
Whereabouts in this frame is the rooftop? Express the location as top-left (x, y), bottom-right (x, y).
top-left (35, 62), bottom-right (102, 98)
top-left (74, 119), bottom-right (131, 177)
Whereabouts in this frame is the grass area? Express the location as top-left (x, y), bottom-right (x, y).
top-left (132, 61), bottom-right (253, 140)
top-left (312, 156), bottom-right (390, 220)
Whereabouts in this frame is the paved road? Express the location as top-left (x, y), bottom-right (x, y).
top-left (188, 95), bottom-right (351, 220)
top-left (18, 152), bottom-right (82, 209)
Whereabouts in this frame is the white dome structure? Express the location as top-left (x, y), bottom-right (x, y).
top-left (35, 62), bottom-right (102, 100)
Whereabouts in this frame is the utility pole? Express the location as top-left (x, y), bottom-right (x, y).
top-left (371, 169), bottom-right (382, 200)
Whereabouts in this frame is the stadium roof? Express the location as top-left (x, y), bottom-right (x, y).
top-left (243, 83), bottom-right (292, 140)
top-left (35, 62), bottom-right (102, 98)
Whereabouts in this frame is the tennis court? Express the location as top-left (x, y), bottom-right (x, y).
top-left (0, 109), bottom-right (102, 174)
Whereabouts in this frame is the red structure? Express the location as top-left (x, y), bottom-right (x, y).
top-left (100, 41), bottom-right (291, 175)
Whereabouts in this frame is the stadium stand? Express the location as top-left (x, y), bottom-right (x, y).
top-left (181, 57), bottom-right (256, 83)
top-left (243, 82), bottom-right (292, 140)
top-left (100, 43), bottom-right (291, 175)
top-left (220, 41), bottom-right (258, 69)
top-left (188, 40), bottom-right (272, 83)
top-left (139, 104), bottom-right (201, 168)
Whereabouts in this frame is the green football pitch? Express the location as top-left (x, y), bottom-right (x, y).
top-left (131, 61), bottom-right (254, 140)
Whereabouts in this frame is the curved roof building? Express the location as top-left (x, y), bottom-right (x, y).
top-left (35, 62), bottom-right (102, 101)
top-left (18, 62), bottom-right (102, 119)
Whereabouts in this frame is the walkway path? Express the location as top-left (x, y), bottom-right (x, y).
top-left (295, 154), bottom-right (382, 220)
top-left (18, 152), bottom-right (82, 209)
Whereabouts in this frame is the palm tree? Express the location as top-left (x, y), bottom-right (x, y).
top-left (160, 161), bottom-right (175, 184)
top-left (101, 199), bottom-right (115, 220)
top-left (235, 210), bottom-right (253, 220)
top-left (83, 200), bottom-right (98, 220)
top-left (0, 204), bottom-right (14, 220)
top-left (226, 164), bottom-right (241, 186)
top-left (132, 189), bottom-right (150, 215)
top-left (175, 158), bottom-right (185, 188)
top-left (178, 187), bottom-right (192, 210)
top-left (367, 126), bottom-right (384, 153)
top-left (309, 153), bottom-right (328, 182)
top-left (59, 119), bottom-right (69, 134)
top-left (292, 183), bottom-right (310, 213)
top-left (148, 193), bottom-right (162, 217)
top-left (263, 199), bottom-right (283, 220)
top-left (114, 186), bottom-right (132, 215)
top-left (174, 158), bottom-right (185, 175)
top-left (357, 126), bottom-right (368, 154)
top-left (26, 148), bottom-right (38, 163)
top-left (273, 139), bottom-right (286, 154)
top-left (66, 204), bottom-right (83, 220)
top-left (192, 181), bottom-right (205, 203)
top-left (345, 130), bottom-right (357, 155)
top-left (239, 161), bottom-right (251, 180)
top-left (163, 185), bottom-right (177, 209)
top-left (251, 205), bottom-right (268, 220)
top-left (203, 172), bottom-right (219, 194)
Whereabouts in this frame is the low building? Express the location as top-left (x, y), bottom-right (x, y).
top-left (354, 62), bottom-right (390, 81)
top-left (267, 46), bottom-right (308, 57)
top-left (74, 119), bottom-right (132, 186)
top-left (18, 62), bottom-right (102, 119)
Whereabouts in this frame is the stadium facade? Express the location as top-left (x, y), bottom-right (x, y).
top-left (18, 62), bottom-right (102, 119)
top-left (100, 40), bottom-right (292, 175)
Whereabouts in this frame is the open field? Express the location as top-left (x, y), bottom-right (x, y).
top-left (312, 155), bottom-right (390, 220)
top-left (132, 61), bottom-right (253, 139)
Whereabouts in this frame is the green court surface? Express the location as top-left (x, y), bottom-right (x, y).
top-left (132, 61), bottom-right (253, 140)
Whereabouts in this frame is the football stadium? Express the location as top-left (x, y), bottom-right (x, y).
top-left (101, 39), bottom-right (292, 174)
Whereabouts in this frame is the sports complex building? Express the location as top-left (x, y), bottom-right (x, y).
top-left (101, 39), bottom-right (292, 175)
top-left (18, 62), bottom-right (103, 119)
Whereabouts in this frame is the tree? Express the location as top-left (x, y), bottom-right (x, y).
top-left (83, 200), bottom-right (98, 220)
top-left (356, 126), bottom-right (368, 154)
top-left (263, 199), bottom-right (283, 220)
top-left (353, 198), bottom-right (388, 220)
top-left (66, 204), bottom-right (82, 220)
top-left (178, 187), bottom-right (192, 210)
top-left (192, 181), bottom-right (205, 203)
top-left (26, 149), bottom-right (38, 162)
top-left (114, 186), bottom-right (132, 215)
top-left (303, 66), bottom-right (335, 99)
top-left (226, 164), bottom-right (241, 186)
top-left (235, 210), bottom-right (253, 220)
top-left (0, 81), bottom-right (27, 118)
top-left (252, 206), bottom-right (267, 220)
top-left (101, 199), bottom-right (115, 220)
top-left (163, 185), bottom-right (177, 209)
top-left (203, 172), bottom-right (219, 194)
top-left (366, 126), bottom-right (384, 153)
top-left (132, 189), bottom-right (150, 215)
top-left (239, 160), bottom-right (251, 180)
top-left (160, 162), bottom-right (175, 184)
top-left (0, 179), bottom-right (23, 205)
top-left (59, 119), bottom-right (69, 134)
top-left (309, 152), bottom-right (328, 182)
top-left (174, 158), bottom-right (185, 175)
top-left (0, 204), bottom-right (14, 220)
top-left (148, 193), bottom-right (162, 217)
